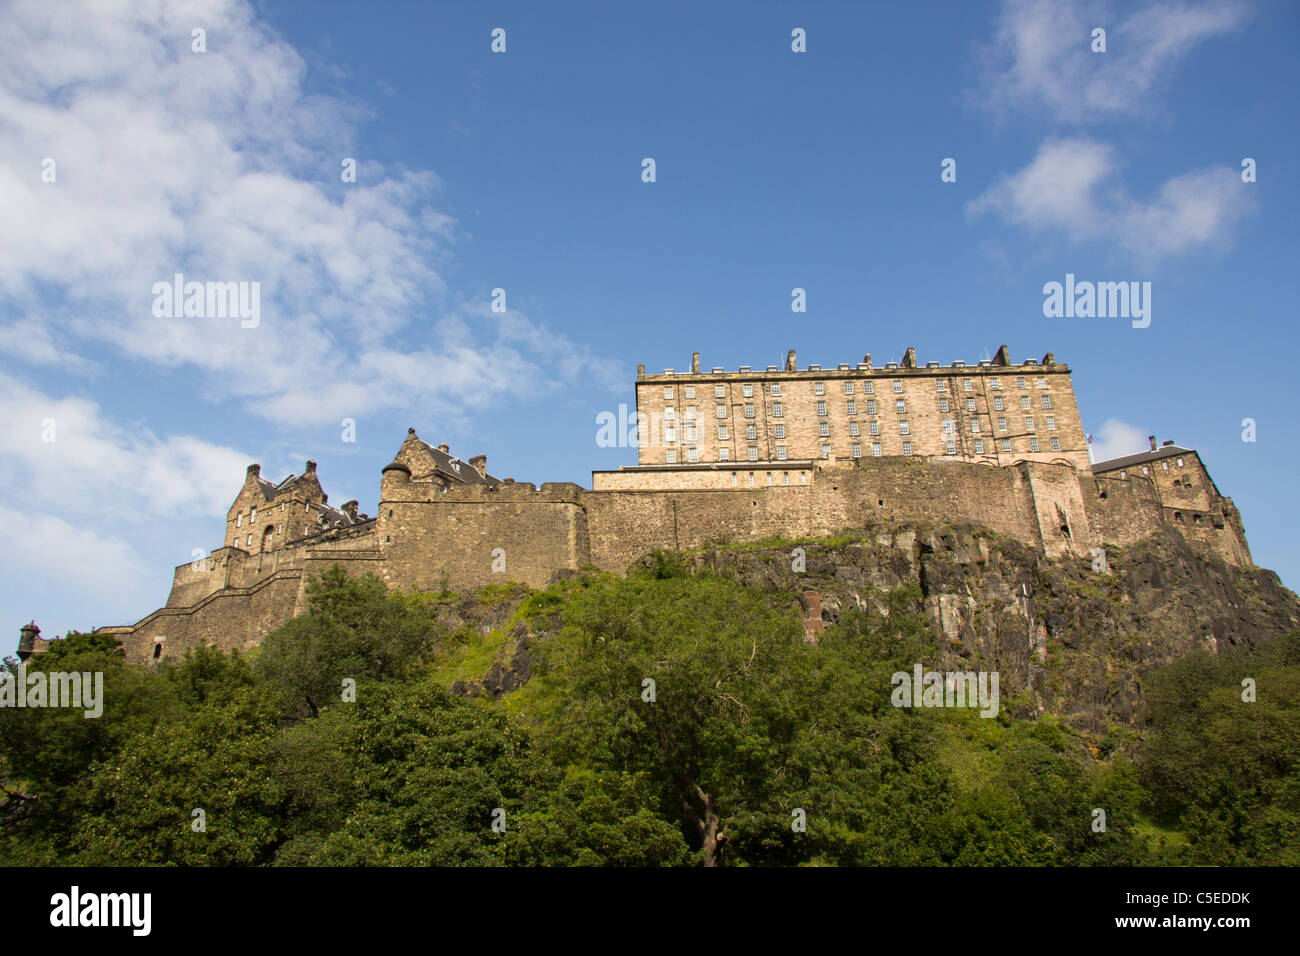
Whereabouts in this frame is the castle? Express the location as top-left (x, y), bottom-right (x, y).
top-left (16, 346), bottom-right (1252, 666)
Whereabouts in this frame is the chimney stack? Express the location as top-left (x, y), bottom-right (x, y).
top-left (786, 349), bottom-right (797, 372)
top-left (1148, 436), bottom-right (1157, 451)
top-left (342, 500), bottom-right (359, 521)
top-left (902, 347), bottom-right (917, 368)
top-left (246, 463), bottom-right (261, 478)
top-left (470, 453), bottom-right (487, 475)
top-left (305, 460), bottom-right (317, 475)
top-left (438, 443), bottom-right (449, 454)
top-left (691, 352), bottom-right (700, 373)
top-left (862, 353), bottom-right (872, 368)
top-left (637, 363), bottom-right (645, 377)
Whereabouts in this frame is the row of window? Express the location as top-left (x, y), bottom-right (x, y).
top-left (672, 392), bottom-right (1054, 424)
top-left (1117, 457), bottom-right (1189, 480)
top-left (664, 414), bottom-right (1058, 445)
top-left (662, 376), bottom-right (1052, 400)
top-left (661, 435), bottom-right (1064, 463)
top-left (232, 500), bottom-right (308, 527)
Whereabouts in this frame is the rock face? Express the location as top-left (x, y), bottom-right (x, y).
top-left (622, 522), bottom-right (1300, 735)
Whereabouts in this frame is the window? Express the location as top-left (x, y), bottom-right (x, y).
top-left (1041, 395), bottom-right (1052, 409)
top-left (305, 503), bottom-right (309, 512)
top-left (974, 439), bottom-right (984, 454)
top-left (664, 425), bottom-right (677, 443)
top-left (902, 441), bottom-right (912, 456)
top-left (666, 449), bottom-right (677, 463)
top-left (1046, 415), bottom-right (1056, 430)
top-left (1036, 376), bottom-right (1047, 388)
top-left (664, 386), bottom-right (674, 399)
top-left (783, 473), bottom-right (789, 485)
top-left (962, 378), bottom-right (973, 392)
top-left (236, 513), bottom-right (242, 528)
top-left (893, 380), bottom-right (903, 393)
top-left (1025, 417), bottom-right (1035, 432)
top-left (997, 416), bottom-right (1007, 432)
top-left (719, 448), bottom-right (729, 461)
top-left (990, 378), bottom-right (1001, 390)
top-left (820, 444), bottom-right (831, 459)
top-left (1050, 438), bottom-right (1060, 451)
top-left (748, 473), bottom-right (755, 486)
top-left (847, 400), bottom-right (857, 415)
top-left (993, 396), bottom-right (1004, 411)
top-left (899, 420), bottom-right (910, 435)
top-left (250, 507), bottom-right (256, 523)
top-left (869, 421), bottom-right (880, 436)
top-left (664, 407), bottom-right (676, 420)
top-left (970, 420), bottom-right (980, 434)
top-left (777, 446), bottom-right (787, 460)
top-left (937, 380), bottom-right (947, 392)
top-left (688, 447), bottom-right (699, 463)
top-left (939, 398), bottom-right (950, 413)
top-left (814, 382), bottom-right (825, 395)
top-left (819, 422), bottom-right (830, 437)
top-left (684, 406), bottom-right (696, 420)
top-left (1177, 458), bottom-right (1185, 467)
top-left (279, 502), bottom-right (284, 512)
top-left (744, 404), bottom-right (755, 419)
top-left (895, 399), bottom-right (906, 414)
top-left (773, 402), bottom-right (784, 417)
top-left (774, 424), bottom-right (785, 439)
top-left (1020, 396), bottom-right (1031, 410)
top-left (943, 418), bottom-right (954, 435)
top-left (746, 424), bottom-right (757, 440)
top-left (1029, 438), bottom-right (1040, 452)
top-left (817, 401), bottom-right (826, 416)
top-left (684, 424), bottom-right (697, 442)
top-left (801, 472), bottom-right (807, 484)
top-left (742, 384), bottom-right (753, 398)
top-left (844, 381), bottom-right (854, 395)
top-left (748, 447), bottom-right (758, 461)
top-left (1120, 471), bottom-right (1127, 479)
top-left (1017, 376), bottom-right (1027, 389)
top-left (863, 381), bottom-right (874, 394)
top-left (1001, 439), bottom-right (1011, 453)
top-left (770, 383), bottom-right (781, 397)
top-left (1162, 460), bottom-right (1169, 470)
top-left (966, 398), bottom-right (976, 412)
top-left (684, 385), bottom-right (695, 399)
top-left (867, 399), bottom-right (877, 415)
top-left (852, 443), bottom-right (862, 458)
top-left (1142, 466), bottom-right (1150, 475)
top-left (945, 440), bottom-right (957, 455)
top-left (718, 425), bottom-right (728, 440)
top-left (872, 443), bottom-right (882, 457)
top-left (849, 421), bottom-right (860, 437)
top-left (715, 384), bottom-right (725, 398)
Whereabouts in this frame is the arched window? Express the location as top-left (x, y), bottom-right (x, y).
top-left (261, 525), bottom-right (274, 552)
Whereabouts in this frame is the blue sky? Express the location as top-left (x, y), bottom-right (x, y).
top-left (2, 0), bottom-right (1297, 640)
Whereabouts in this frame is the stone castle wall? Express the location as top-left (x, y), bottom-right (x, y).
top-left (74, 450), bottom-right (1258, 667)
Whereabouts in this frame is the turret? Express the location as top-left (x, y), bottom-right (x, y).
top-left (17, 620), bottom-right (39, 661)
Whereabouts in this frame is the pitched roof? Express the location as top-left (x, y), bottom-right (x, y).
top-left (413, 438), bottom-right (500, 485)
top-left (1092, 444), bottom-right (1194, 474)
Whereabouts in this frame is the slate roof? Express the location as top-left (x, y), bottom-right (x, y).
top-left (1092, 444), bottom-right (1194, 474)
top-left (413, 438), bottom-right (500, 485)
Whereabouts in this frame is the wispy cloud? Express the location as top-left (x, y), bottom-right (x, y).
top-left (966, 137), bottom-right (1254, 261)
top-left (1088, 418), bottom-right (1151, 464)
top-left (969, 0), bottom-right (1252, 123)
top-left (0, 0), bottom-right (617, 430)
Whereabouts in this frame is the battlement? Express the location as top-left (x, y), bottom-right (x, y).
top-left (637, 345), bottom-right (1063, 379)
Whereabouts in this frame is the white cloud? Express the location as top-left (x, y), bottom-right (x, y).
top-left (1088, 418), bottom-right (1151, 464)
top-left (0, 506), bottom-right (153, 611)
top-left (967, 137), bottom-right (1254, 261)
top-left (0, 0), bottom-right (617, 428)
top-left (970, 0), bottom-right (1252, 122)
top-left (0, 373), bottom-right (250, 520)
